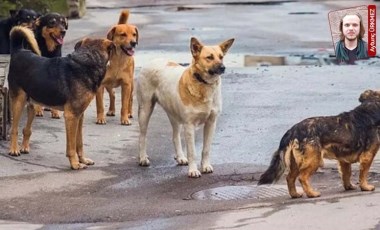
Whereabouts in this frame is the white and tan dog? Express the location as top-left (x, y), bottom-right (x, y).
top-left (137, 37), bottom-right (234, 177)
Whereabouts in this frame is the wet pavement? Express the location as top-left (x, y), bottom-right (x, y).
top-left (64, 0), bottom-right (371, 66)
top-left (1, 0), bottom-right (380, 229)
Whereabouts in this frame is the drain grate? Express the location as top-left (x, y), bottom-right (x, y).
top-left (191, 185), bottom-right (291, 200)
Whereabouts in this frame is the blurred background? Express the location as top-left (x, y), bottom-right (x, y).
top-left (0, 0), bottom-right (86, 18)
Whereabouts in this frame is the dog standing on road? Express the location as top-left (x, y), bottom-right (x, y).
top-left (137, 37), bottom-right (234, 177)
top-left (258, 90), bottom-right (380, 198)
top-left (95, 9), bottom-right (138, 125)
top-left (33, 12), bottom-right (68, 118)
top-left (8, 26), bottom-right (114, 169)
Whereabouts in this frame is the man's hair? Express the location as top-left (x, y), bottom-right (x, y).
top-left (339, 13), bottom-right (365, 41)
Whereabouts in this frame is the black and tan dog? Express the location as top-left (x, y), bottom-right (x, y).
top-left (258, 90), bottom-right (380, 198)
top-left (33, 12), bottom-right (68, 118)
top-left (35, 12), bottom-right (68, 58)
top-left (8, 26), bottom-right (114, 169)
top-left (0, 9), bottom-right (39, 54)
top-left (96, 9), bottom-right (138, 125)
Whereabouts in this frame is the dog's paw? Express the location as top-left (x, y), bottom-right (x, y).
top-left (106, 111), bottom-right (116, 116)
top-left (290, 192), bottom-right (303, 199)
top-left (20, 146), bottom-right (30, 154)
top-left (202, 164), bottom-right (213, 174)
top-left (344, 183), bottom-right (357, 190)
top-left (34, 105), bottom-right (44, 117)
top-left (51, 111), bottom-right (60, 119)
top-left (360, 184), bottom-right (375, 191)
top-left (9, 150), bottom-right (21, 156)
top-left (139, 157), bottom-right (150, 166)
top-left (175, 156), bottom-right (188, 165)
top-left (71, 163), bottom-right (88, 170)
top-left (79, 157), bottom-right (95, 166)
top-left (35, 111), bottom-right (44, 117)
top-left (306, 191), bottom-right (321, 198)
top-left (188, 169), bottom-right (202, 178)
top-left (121, 119), bottom-right (132, 126)
top-left (96, 118), bottom-right (107, 125)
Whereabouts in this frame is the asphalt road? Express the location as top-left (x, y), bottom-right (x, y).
top-left (1, 0), bottom-right (380, 229)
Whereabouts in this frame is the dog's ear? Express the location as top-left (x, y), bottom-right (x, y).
top-left (104, 39), bottom-right (115, 52)
top-left (74, 39), bottom-right (85, 50)
top-left (34, 17), bottom-right (41, 28)
top-left (135, 27), bottom-right (139, 45)
top-left (64, 17), bottom-right (69, 30)
top-left (9, 10), bottom-right (18, 18)
top-left (190, 37), bottom-right (203, 58)
top-left (219, 38), bottom-right (235, 55)
top-left (107, 27), bottom-right (116, 41)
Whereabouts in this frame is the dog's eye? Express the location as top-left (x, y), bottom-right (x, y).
top-left (120, 33), bottom-right (127, 37)
top-left (133, 33), bottom-right (137, 37)
top-left (206, 55), bottom-right (214, 60)
top-left (219, 55), bottom-right (223, 60)
top-left (48, 19), bottom-right (57, 27)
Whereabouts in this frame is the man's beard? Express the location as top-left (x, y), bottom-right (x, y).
top-left (345, 34), bottom-right (359, 41)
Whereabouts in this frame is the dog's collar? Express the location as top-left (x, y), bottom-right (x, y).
top-left (194, 73), bottom-right (209, 85)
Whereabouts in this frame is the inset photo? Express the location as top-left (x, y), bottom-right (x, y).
top-left (328, 6), bottom-right (369, 64)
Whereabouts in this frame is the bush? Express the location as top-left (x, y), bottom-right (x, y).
top-left (0, 0), bottom-right (85, 18)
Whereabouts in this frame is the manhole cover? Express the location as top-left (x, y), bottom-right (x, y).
top-left (191, 185), bottom-right (291, 200)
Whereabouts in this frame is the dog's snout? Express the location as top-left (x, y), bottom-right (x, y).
top-left (61, 30), bottom-right (66, 37)
top-left (208, 64), bottom-right (226, 75)
top-left (130, 41), bottom-right (137, 48)
top-left (219, 65), bottom-right (225, 73)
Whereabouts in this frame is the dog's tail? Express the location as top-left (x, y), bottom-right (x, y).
top-left (118, 9), bottom-right (130, 24)
top-left (257, 130), bottom-right (294, 185)
top-left (10, 26), bottom-right (41, 56)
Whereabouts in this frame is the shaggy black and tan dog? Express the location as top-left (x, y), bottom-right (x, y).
top-left (258, 90), bottom-right (380, 198)
top-left (8, 26), bottom-right (114, 169)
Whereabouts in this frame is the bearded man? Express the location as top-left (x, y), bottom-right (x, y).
top-left (335, 13), bottom-right (368, 64)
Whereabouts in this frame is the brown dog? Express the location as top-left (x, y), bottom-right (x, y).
top-left (95, 9), bottom-right (138, 125)
top-left (8, 26), bottom-right (114, 169)
top-left (258, 90), bottom-right (380, 198)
